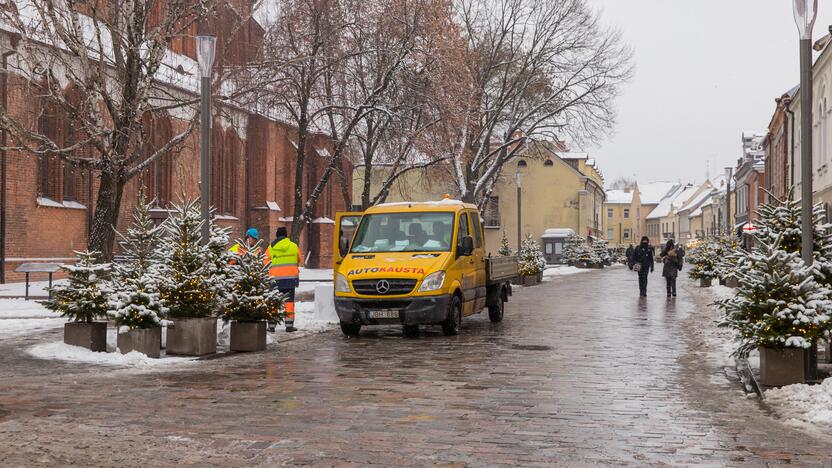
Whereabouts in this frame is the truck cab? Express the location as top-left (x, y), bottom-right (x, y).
top-left (333, 199), bottom-right (513, 337)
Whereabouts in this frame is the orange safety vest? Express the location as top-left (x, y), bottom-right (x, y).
top-left (267, 237), bottom-right (301, 279)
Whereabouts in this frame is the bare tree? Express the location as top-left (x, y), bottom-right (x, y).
top-left (0, 0), bottom-right (225, 260)
top-left (608, 176), bottom-right (636, 191)
top-left (447, 0), bottom-right (632, 208)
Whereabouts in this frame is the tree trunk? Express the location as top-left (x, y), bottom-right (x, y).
top-left (87, 167), bottom-right (125, 262)
top-left (290, 113), bottom-right (308, 243)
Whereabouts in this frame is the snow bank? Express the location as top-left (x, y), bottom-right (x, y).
top-left (26, 341), bottom-right (197, 367)
top-left (0, 299), bottom-right (59, 318)
top-left (293, 302), bottom-right (337, 332)
top-left (766, 378), bottom-right (832, 428)
top-left (542, 266), bottom-right (591, 278)
top-left (0, 317), bottom-right (65, 338)
top-left (710, 285), bottom-right (736, 301)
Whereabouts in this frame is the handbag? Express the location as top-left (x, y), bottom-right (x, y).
top-left (633, 263), bottom-right (642, 272)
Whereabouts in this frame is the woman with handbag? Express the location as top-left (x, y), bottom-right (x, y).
top-left (628, 236), bottom-right (655, 297)
top-left (659, 239), bottom-right (682, 297)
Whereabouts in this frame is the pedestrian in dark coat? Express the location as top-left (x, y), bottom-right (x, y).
top-left (628, 236), bottom-right (654, 297)
top-left (659, 239), bottom-right (682, 297)
top-left (625, 244), bottom-right (634, 264)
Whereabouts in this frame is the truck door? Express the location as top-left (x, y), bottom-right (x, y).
top-left (334, 211), bottom-right (363, 269)
top-left (470, 211), bottom-right (487, 312)
top-left (456, 211), bottom-right (476, 316)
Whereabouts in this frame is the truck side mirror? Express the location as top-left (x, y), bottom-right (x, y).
top-left (459, 236), bottom-right (474, 257)
top-left (339, 236), bottom-right (350, 257)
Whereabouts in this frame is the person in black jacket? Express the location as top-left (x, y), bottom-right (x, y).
top-left (625, 244), bottom-right (634, 264)
top-left (659, 239), bottom-right (683, 297)
top-left (628, 236), bottom-right (655, 297)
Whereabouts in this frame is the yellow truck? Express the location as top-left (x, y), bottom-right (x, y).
top-left (333, 199), bottom-right (519, 337)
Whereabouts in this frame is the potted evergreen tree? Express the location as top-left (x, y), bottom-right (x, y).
top-left (718, 236), bottom-right (832, 386)
top-left (158, 200), bottom-right (218, 356)
top-left (44, 250), bottom-right (110, 351)
top-left (497, 232), bottom-right (513, 257)
top-left (518, 235), bottom-right (546, 285)
top-left (223, 239), bottom-right (285, 351)
top-left (109, 192), bottom-right (166, 358)
top-left (688, 241), bottom-right (717, 287)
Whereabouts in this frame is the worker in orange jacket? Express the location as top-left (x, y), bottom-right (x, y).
top-left (267, 227), bottom-right (301, 332)
top-left (229, 228), bottom-right (260, 256)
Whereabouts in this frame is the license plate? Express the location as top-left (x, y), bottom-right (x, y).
top-left (369, 309), bottom-right (399, 319)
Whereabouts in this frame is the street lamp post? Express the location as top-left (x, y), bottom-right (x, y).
top-left (794, 0), bottom-right (818, 265)
top-left (724, 167), bottom-right (733, 237)
top-left (196, 34), bottom-right (217, 245)
top-left (515, 172), bottom-right (522, 252)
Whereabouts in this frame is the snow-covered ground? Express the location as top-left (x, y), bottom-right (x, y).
top-left (0, 299), bottom-right (65, 338)
top-left (0, 279), bottom-right (67, 298)
top-left (26, 341), bottom-right (197, 367)
top-left (541, 263), bottom-right (623, 280)
top-left (766, 378), bottom-right (832, 429)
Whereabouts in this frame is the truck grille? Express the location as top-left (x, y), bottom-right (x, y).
top-left (352, 279), bottom-right (417, 296)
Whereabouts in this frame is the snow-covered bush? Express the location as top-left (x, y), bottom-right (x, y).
top-left (205, 209), bottom-right (233, 315)
top-left (688, 241), bottom-right (718, 281)
top-left (497, 232), bottom-right (513, 256)
top-left (109, 192), bottom-right (166, 330)
top-left (222, 239), bottom-right (285, 323)
top-left (518, 234), bottom-right (546, 276)
top-left (157, 199), bottom-right (216, 318)
top-left (713, 235), bottom-right (741, 280)
top-left (563, 234), bottom-right (598, 266)
top-left (717, 236), bottom-right (832, 358)
top-left (591, 239), bottom-right (611, 266)
top-left (44, 250), bottom-right (111, 323)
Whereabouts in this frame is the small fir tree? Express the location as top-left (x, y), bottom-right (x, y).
top-left (157, 199), bottom-right (216, 318)
top-left (44, 250), bottom-right (111, 323)
top-left (688, 241), bottom-right (718, 280)
top-left (498, 232), bottom-right (513, 256)
top-left (718, 236), bottom-right (832, 357)
top-left (109, 191), bottom-right (167, 330)
top-left (222, 239), bottom-right (285, 323)
top-left (563, 234), bottom-right (585, 265)
top-left (591, 239), bottom-right (610, 265)
top-left (518, 234), bottom-right (546, 276)
top-left (205, 209), bottom-right (233, 315)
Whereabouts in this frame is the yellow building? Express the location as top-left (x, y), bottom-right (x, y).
top-left (603, 187), bottom-right (640, 248)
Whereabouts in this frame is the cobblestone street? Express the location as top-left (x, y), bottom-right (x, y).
top-left (2, 267), bottom-right (832, 466)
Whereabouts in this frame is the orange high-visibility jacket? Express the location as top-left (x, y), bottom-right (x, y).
top-left (267, 238), bottom-right (301, 280)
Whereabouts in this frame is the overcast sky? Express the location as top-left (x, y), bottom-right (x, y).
top-left (585, 0), bottom-right (832, 187)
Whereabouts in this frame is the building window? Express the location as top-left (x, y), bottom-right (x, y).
top-left (606, 228), bottom-right (613, 239)
top-left (623, 229), bottom-right (630, 240)
top-left (483, 197), bottom-right (500, 227)
top-left (517, 159), bottom-right (527, 167)
top-left (607, 208), bottom-right (613, 218)
top-left (545, 243), bottom-right (553, 254)
top-left (544, 160), bottom-right (553, 166)
top-left (211, 126), bottom-right (239, 216)
top-left (142, 113), bottom-right (174, 207)
top-left (623, 208), bottom-right (630, 219)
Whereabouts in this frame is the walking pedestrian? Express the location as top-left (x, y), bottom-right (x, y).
top-left (625, 244), bottom-right (634, 264)
top-left (659, 239), bottom-right (682, 297)
top-left (267, 227), bottom-right (301, 333)
top-left (628, 236), bottom-right (654, 297)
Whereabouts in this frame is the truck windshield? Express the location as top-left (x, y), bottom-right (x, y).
top-left (350, 212), bottom-right (455, 253)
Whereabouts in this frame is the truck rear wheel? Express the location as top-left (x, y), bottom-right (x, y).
top-left (488, 294), bottom-right (505, 322)
top-left (442, 295), bottom-right (462, 336)
top-left (340, 321), bottom-right (361, 337)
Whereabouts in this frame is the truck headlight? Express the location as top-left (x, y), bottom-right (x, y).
top-left (335, 273), bottom-right (351, 293)
top-left (418, 271), bottom-right (445, 292)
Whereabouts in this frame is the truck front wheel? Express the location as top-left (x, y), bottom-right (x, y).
top-left (442, 295), bottom-right (462, 336)
top-left (340, 321), bottom-right (361, 337)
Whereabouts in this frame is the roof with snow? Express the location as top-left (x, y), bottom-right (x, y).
top-left (639, 181), bottom-right (681, 205)
top-left (556, 152), bottom-right (590, 160)
top-left (605, 189), bottom-right (633, 204)
top-left (646, 185), bottom-right (696, 220)
top-left (678, 188), bottom-right (714, 213)
top-left (542, 228), bottom-right (576, 238)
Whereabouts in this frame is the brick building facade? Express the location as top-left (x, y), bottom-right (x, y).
top-left (0, 7), bottom-right (351, 282)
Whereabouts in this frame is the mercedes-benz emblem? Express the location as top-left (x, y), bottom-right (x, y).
top-left (376, 280), bottom-right (390, 294)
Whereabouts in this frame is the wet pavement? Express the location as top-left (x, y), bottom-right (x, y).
top-left (1, 266), bottom-right (832, 466)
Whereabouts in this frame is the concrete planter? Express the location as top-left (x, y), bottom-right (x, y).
top-left (117, 327), bottom-right (161, 358)
top-left (589, 262), bottom-right (604, 269)
top-left (759, 346), bottom-right (806, 387)
top-left (64, 322), bottom-right (107, 352)
top-left (230, 321), bottom-right (267, 352)
top-left (725, 277), bottom-right (739, 288)
top-left (522, 275), bottom-right (539, 286)
top-left (166, 317), bottom-right (217, 356)
top-left (699, 277), bottom-right (712, 288)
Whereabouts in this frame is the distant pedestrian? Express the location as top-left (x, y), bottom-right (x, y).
top-left (628, 236), bottom-right (654, 297)
top-left (625, 244), bottom-right (634, 264)
top-left (659, 239), bottom-right (682, 297)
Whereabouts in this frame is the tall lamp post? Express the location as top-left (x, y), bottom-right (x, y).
top-left (196, 34), bottom-right (217, 245)
top-left (515, 172), bottom-right (522, 252)
top-left (724, 167), bottom-right (733, 237)
top-left (794, 0), bottom-right (818, 265)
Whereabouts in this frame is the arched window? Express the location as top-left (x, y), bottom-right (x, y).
top-left (211, 125), bottom-right (239, 216)
top-left (36, 85), bottom-right (89, 202)
top-left (517, 159), bottom-right (527, 167)
top-left (544, 159), bottom-right (554, 166)
top-left (141, 112), bottom-right (174, 207)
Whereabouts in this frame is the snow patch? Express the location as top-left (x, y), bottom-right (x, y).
top-left (0, 299), bottom-right (60, 318)
top-left (542, 266), bottom-right (591, 278)
top-left (766, 378), bottom-right (832, 428)
top-left (26, 341), bottom-right (197, 367)
top-left (0, 317), bottom-right (65, 337)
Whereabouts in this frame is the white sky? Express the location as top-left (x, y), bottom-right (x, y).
top-left (585, 0), bottom-right (832, 186)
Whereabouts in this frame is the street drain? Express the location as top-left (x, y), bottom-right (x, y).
top-left (510, 344), bottom-right (552, 351)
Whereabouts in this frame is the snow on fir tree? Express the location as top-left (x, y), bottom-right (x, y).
top-left (498, 233), bottom-right (513, 256)
top-left (562, 234), bottom-right (584, 265)
top-left (205, 208), bottom-right (233, 315)
top-left (157, 199), bottom-right (216, 318)
top-left (688, 241), bottom-right (718, 281)
top-left (590, 239), bottom-right (611, 265)
top-left (717, 235), bottom-right (832, 358)
top-left (108, 191), bottom-right (167, 330)
top-left (222, 239), bottom-right (285, 323)
top-left (44, 250), bottom-right (111, 323)
top-left (518, 234), bottom-right (546, 276)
